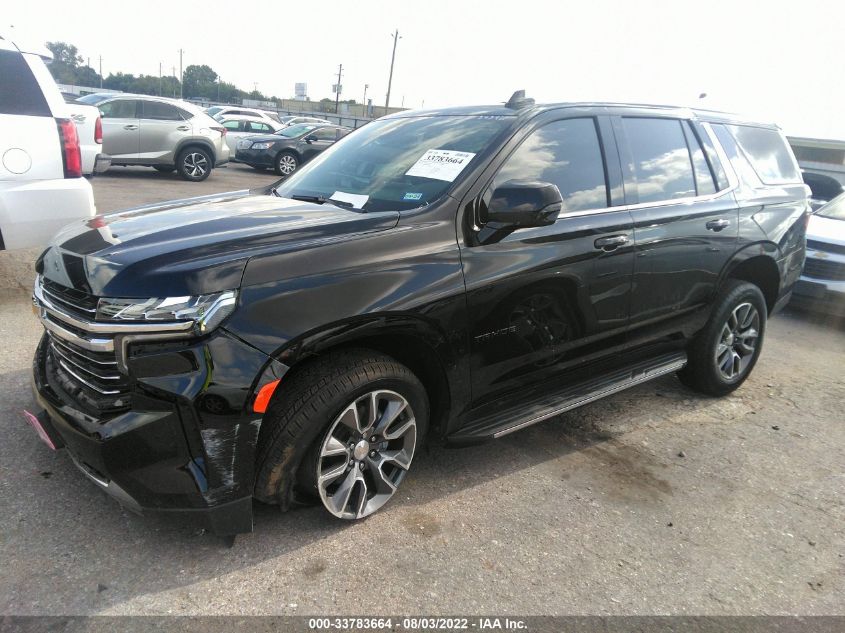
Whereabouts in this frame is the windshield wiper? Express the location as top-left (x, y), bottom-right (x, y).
top-left (289, 194), bottom-right (355, 209)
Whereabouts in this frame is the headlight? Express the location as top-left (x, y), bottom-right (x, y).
top-left (96, 290), bottom-right (237, 334)
top-left (250, 141), bottom-right (273, 150)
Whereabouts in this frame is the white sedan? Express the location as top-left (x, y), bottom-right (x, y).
top-left (219, 116), bottom-right (282, 159)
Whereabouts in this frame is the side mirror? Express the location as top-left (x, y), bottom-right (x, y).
top-left (304, 134), bottom-right (317, 143)
top-left (485, 180), bottom-right (563, 228)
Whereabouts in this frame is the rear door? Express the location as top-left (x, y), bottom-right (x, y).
top-left (614, 115), bottom-right (738, 335)
top-left (459, 113), bottom-right (635, 405)
top-left (222, 119), bottom-right (244, 153)
top-left (99, 99), bottom-right (140, 160)
top-left (139, 100), bottom-right (192, 161)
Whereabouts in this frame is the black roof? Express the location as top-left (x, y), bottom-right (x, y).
top-left (384, 101), bottom-right (780, 129)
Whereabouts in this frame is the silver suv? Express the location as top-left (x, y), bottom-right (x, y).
top-left (77, 94), bottom-right (230, 181)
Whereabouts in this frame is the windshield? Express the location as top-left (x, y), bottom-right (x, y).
top-left (817, 193), bottom-right (845, 220)
top-left (275, 123), bottom-right (318, 138)
top-left (272, 115), bottom-right (512, 211)
top-left (279, 115), bottom-right (297, 123)
top-left (206, 106), bottom-right (224, 116)
top-left (76, 93), bottom-right (109, 105)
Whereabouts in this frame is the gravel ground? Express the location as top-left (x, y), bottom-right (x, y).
top-left (0, 167), bottom-right (842, 616)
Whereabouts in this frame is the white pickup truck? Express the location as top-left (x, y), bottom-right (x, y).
top-left (0, 35), bottom-right (97, 250)
top-left (62, 96), bottom-right (111, 176)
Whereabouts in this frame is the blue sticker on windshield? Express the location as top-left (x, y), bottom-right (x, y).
top-left (403, 192), bottom-right (423, 200)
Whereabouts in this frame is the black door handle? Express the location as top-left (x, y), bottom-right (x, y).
top-left (706, 219), bottom-right (730, 231)
top-left (594, 235), bottom-right (629, 251)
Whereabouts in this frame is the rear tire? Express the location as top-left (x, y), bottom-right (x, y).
top-left (678, 280), bottom-right (767, 396)
top-left (254, 349), bottom-right (429, 519)
top-left (177, 147), bottom-right (213, 181)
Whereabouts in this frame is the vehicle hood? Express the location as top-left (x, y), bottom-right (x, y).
top-left (39, 189), bottom-right (399, 297)
top-left (808, 215), bottom-right (845, 247)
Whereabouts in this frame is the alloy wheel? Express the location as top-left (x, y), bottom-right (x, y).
top-left (316, 389), bottom-right (417, 519)
top-left (714, 302), bottom-right (760, 380)
top-left (278, 154), bottom-right (297, 175)
top-left (183, 152), bottom-right (208, 178)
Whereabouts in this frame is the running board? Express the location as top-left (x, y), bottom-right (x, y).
top-left (450, 351), bottom-right (687, 442)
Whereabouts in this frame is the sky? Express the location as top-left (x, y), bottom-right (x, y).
top-left (6, 0), bottom-right (844, 139)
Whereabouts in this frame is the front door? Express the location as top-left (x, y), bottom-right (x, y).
top-left (300, 126), bottom-right (337, 162)
top-left (99, 99), bottom-right (140, 160)
top-left (459, 115), bottom-right (635, 407)
top-left (138, 100), bottom-right (192, 161)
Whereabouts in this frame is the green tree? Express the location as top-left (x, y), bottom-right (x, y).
top-left (182, 64), bottom-right (218, 99)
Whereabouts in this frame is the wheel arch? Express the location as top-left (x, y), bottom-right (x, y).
top-left (263, 315), bottom-right (456, 440)
top-left (174, 139), bottom-right (217, 165)
top-left (720, 243), bottom-right (781, 313)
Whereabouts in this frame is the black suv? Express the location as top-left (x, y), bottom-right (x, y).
top-left (29, 93), bottom-right (808, 538)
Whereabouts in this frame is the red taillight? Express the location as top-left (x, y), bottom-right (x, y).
top-left (211, 125), bottom-right (227, 137)
top-left (56, 118), bottom-right (82, 178)
top-left (94, 116), bottom-right (103, 144)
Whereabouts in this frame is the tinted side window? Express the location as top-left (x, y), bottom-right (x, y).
top-left (622, 117), bottom-right (696, 203)
top-left (222, 120), bottom-right (242, 131)
top-left (492, 118), bottom-right (609, 212)
top-left (313, 127), bottom-right (338, 141)
top-left (726, 124), bottom-right (801, 185)
top-left (0, 51), bottom-right (50, 116)
top-left (682, 122), bottom-right (716, 195)
top-left (141, 101), bottom-right (183, 120)
top-left (100, 100), bottom-right (138, 118)
top-left (252, 122), bottom-right (273, 133)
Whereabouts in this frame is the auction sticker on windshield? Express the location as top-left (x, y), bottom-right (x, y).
top-left (406, 149), bottom-right (476, 182)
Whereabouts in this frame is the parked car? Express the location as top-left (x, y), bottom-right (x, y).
top-left (235, 123), bottom-right (350, 175)
top-left (792, 192), bottom-right (845, 314)
top-left (77, 94), bottom-right (229, 181)
top-left (28, 93), bottom-right (807, 540)
top-left (218, 115), bottom-right (281, 158)
top-left (206, 105), bottom-right (281, 125)
top-left (58, 92), bottom-right (110, 176)
top-left (277, 115), bottom-right (332, 127)
top-left (0, 34), bottom-right (96, 250)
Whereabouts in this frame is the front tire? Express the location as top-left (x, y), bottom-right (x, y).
top-left (274, 151), bottom-right (299, 177)
top-left (679, 280), bottom-right (767, 396)
top-left (254, 349), bottom-right (429, 519)
top-left (177, 147), bottom-right (212, 181)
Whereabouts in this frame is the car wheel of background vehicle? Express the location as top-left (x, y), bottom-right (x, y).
top-left (254, 349), bottom-right (429, 519)
top-left (678, 279), bottom-right (767, 396)
top-left (274, 151), bottom-right (298, 177)
top-left (177, 147), bottom-right (212, 181)
top-left (153, 165), bottom-right (176, 173)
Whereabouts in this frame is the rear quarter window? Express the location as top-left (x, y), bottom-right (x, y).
top-left (726, 124), bottom-right (801, 185)
top-left (0, 50), bottom-right (51, 116)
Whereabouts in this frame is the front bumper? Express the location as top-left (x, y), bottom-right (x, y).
top-left (792, 276), bottom-right (845, 314)
top-left (235, 148), bottom-right (275, 168)
top-left (29, 311), bottom-right (283, 535)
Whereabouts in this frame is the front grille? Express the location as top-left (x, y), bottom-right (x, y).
top-left (40, 278), bottom-right (98, 319)
top-left (807, 239), bottom-right (845, 256)
top-left (803, 257), bottom-right (845, 281)
top-left (45, 333), bottom-right (131, 416)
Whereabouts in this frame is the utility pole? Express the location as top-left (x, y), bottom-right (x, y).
top-left (98, 55), bottom-right (102, 88)
top-left (159, 62), bottom-right (162, 96)
top-left (178, 49), bottom-right (184, 99)
top-left (172, 66), bottom-right (176, 97)
top-left (385, 29), bottom-right (400, 109)
top-left (334, 64), bottom-right (343, 114)
top-left (362, 83), bottom-right (369, 116)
